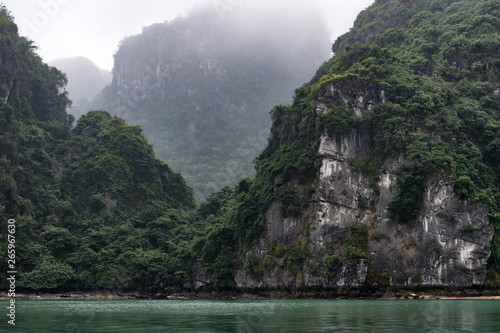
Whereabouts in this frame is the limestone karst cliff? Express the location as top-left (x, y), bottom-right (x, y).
top-left (233, 76), bottom-right (494, 291)
top-left (190, 0), bottom-right (500, 294)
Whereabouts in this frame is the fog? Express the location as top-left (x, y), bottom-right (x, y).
top-left (2, 0), bottom-right (374, 70)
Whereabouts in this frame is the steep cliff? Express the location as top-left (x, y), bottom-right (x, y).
top-left (197, 0), bottom-right (500, 294)
top-left (235, 76), bottom-right (494, 292)
top-left (95, 1), bottom-right (331, 199)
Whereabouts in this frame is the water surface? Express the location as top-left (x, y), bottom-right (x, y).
top-left (1, 299), bottom-right (499, 332)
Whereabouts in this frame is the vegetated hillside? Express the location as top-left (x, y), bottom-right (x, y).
top-left (49, 57), bottom-right (112, 118)
top-left (95, 1), bottom-right (332, 200)
top-left (0, 6), bottom-right (202, 292)
top-left (193, 0), bottom-right (500, 291)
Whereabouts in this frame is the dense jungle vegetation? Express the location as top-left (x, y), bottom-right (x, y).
top-left (0, 0), bottom-right (499, 292)
top-left (0, 6), bottom-right (200, 291)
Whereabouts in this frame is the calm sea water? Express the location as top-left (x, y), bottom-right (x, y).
top-left (1, 299), bottom-right (499, 332)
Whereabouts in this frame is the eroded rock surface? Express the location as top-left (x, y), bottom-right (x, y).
top-left (233, 76), bottom-right (493, 292)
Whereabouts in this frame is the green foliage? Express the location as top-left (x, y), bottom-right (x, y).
top-left (437, 209), bottom-right (456, 221)
top-left (223, 94), bottom-right (322, 251)
top-left (64, 110), bottom-right (195, 214)
top-left (3, 0), bottom-right (500, 290)
top-left (344, 222), bottom-right (369, 251)
top-left (358, 196), bottom-right (370, 210)
top-left (344, 246), bottom-right (368, 260)
top-left (243, 254), bottom-right (274, 276)
top-left (19, 259), bottom-right (75, 291)
top-left (306, 261), bottom-right (319, 274)
top-left (378, 273), bottom-right (391, 285)
top-left (197, 186), bottom-right (233, 219)
top-left (371, 232), bottom-right (390, 242)
top-left (76, 271), bottom-right (95, 291)
top-left (366, 267), bottom-right (392, 285)
top-left (323, 255), bottom-right (342, 276)
top-left (388, 132), bottom-right (457, 221)
top-left (278, 187), bottom-right (301, 218)
top-left (317, 106), bottom-right (356, 140)
top-left (232, 184), bottom-right (265, 249)
top-left (487, 269), bottom-right (500, 285)
top-left (341, 222), bottom-right (369, 259)
top-left (41, 227), bottom-right (77, 258)
top-left (411, 274), bottom-right (422, 283)
top-left (462, 223), bottom-right (477, 235)
top-left (300, 215), bottom-right (315, 237)
top-left (0, 7), bottom-right (203, 292)
top-left (266, 240), bottom-right (308, 274)
top-left (244, 239), bottom-right (310, 275)
top-left (201, 227), bottom-right (235, 266)
top-left (348, 150), bottom-right (383, 196)
top-left (326, 0), bottom-right (500, 268)
top-left (454, 176), bottom-right (475, 199)
top-left (489, 215), bottom-right (500, 274)
top-left (282, 242), bottom-right (308, 273)
top-left (204, 246), bottom-right (235, 283)
top-left (243, 256), bottom-right (264, 275)
top-left (268, 239), bottom-right (289, 258)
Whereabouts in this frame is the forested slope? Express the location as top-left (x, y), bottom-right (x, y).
top-left (0, 7), bottom-right (200, 291)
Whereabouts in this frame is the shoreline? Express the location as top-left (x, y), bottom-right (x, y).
top-left (2, 290), bottom-right (500, 301)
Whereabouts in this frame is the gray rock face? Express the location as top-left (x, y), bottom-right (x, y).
top-left (369, 171), bottom-right (492, 287)
top-left (2, 77), bottom-right (14, 103)
top-left (234, 76), bottom-right (494, 291)
top-left (234, 201), bottom-right (368, 290)
top-left (185, 263), bottom-right (213, 291)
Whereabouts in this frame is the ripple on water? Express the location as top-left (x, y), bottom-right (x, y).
top-left (1, 299), bottom-right (499, 332)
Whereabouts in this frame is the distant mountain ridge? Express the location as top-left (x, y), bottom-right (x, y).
top-left (49, 57), bottom-right (112, 118)
top-left (95, 1), bottom-right (332, 199)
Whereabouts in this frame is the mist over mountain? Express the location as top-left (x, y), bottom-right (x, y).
top-left (49, 57), bottom-right (112, 118)
top-left (95, 0), bottom-right (332, 199)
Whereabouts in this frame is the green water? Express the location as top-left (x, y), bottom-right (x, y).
top-left (1, 299), bottom-right (499, 332)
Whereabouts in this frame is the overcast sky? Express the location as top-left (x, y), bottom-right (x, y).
top-left (2, 0), bottom-right (374, 71)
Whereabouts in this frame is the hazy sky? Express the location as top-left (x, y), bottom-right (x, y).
top-left (2, 0), bottom-right (374, 71)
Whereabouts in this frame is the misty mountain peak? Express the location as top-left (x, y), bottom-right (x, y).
top-left (97, 0), bottom-right (332, 199)
top-left (49, 57), bottom-right (112, 117)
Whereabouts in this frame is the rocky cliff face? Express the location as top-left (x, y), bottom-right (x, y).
top-left (233, 76), bottom-right (494, 292)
